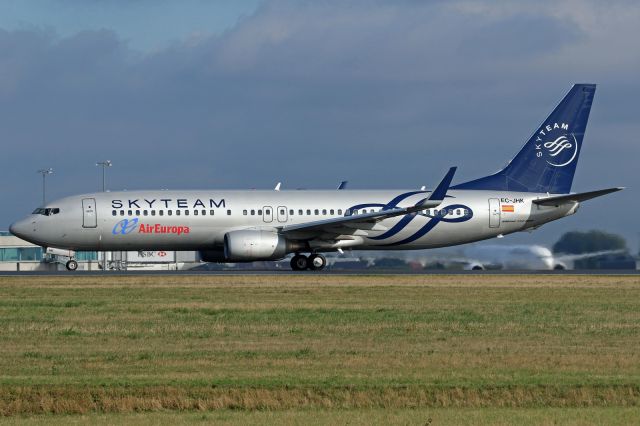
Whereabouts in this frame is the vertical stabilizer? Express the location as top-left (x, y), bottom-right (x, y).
top-left (453, 84), bottom-right (596, 194)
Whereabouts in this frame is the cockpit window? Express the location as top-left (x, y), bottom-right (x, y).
top-left (32, 208), bottom-right (60, 216)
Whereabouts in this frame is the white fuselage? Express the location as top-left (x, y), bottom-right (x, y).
top-left (9, 189), bottom-right (576, 253)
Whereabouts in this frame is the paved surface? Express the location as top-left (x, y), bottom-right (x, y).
top-left (0, 269), bottom-right (638, 277)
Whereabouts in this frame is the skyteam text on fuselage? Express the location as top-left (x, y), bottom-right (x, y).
top-left (10, 84), bottom-right (623, 271)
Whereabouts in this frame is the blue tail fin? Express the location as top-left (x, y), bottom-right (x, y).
top-left (453, 84), bottom-right (596, 194)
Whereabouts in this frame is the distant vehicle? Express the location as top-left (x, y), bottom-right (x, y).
top-left (10, 84), bottom-right (622, 271)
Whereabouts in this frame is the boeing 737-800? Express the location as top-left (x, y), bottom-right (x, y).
top-left (10, 84), bottom-right (622, 271)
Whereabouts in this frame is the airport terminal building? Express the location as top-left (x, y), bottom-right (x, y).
top-left (0, 231), bottom-right (198, 271)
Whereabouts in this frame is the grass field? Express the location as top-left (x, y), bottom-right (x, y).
top-left (0, 274), bottom-right (639, 424)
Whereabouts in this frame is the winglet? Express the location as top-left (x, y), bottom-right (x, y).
top-left (427, 167), bottom-right (457, 203)
top-left (274, 182), bottom-right (281, 191)
top-left (337, 181), bottom-right (348, 190)
top-left (406, 167), bottom-right (457, 212)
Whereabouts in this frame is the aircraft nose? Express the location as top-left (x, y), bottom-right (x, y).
top-left (9, 219), bottom-right (29, 239)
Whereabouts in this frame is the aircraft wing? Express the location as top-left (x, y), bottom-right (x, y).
top-left (280, 167), bottom-right (457, 239)
top-left (555, 249), bottom-right (626, 263)
top-left (533, 187), bottom-right (623, 206)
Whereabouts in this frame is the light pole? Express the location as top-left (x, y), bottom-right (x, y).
top-left (37, 168), bottom-right (53, 205)
top-left (96, 160), bottom-right (112, 192)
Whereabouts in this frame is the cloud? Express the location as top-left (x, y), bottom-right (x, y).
top-left (0, 0), bottom-right (638, 246)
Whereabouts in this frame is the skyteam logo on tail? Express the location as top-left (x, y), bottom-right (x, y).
top-left (534, 122), bottom-right (578, 167)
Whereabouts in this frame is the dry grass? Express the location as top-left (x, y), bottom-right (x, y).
top-left (0, 274), bottom-right (638, 417)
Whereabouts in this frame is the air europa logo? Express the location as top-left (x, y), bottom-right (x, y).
top-left (112, 218), bottom-right (190, 236)
top-left (534, 122), bottom-right (578, 167)
top-left (138, 224), bottom-right (190, 235)
top-left (112, 218), bottom-right (139, 235)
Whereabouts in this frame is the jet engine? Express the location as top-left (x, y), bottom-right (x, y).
top-left (223, 230), bottom-right (289, 262)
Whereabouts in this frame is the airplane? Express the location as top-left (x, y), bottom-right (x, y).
top-left (10, 83), bottom-right (623, 271)
top-left (390, 244), bottom-right (626, 270)
top-left (459, 245), bottom-right (625, 270)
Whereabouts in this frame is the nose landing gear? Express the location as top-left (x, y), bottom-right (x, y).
top-left (290, 253), bottom-right (326, 271)
top-left (65, 259), bottom-right (78, 271)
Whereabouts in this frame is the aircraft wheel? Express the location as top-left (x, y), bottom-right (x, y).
top-left (308, 254), bottom-right (327, 271)
top-left (290, 254), bottom-right (309, 271)
top-left (471, 265), bottom-right (484, 271)
top-left (66, 260), bottom-right (78, 271)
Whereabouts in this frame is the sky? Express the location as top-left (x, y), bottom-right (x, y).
top-left (0, 0), bottom-right (638, 251)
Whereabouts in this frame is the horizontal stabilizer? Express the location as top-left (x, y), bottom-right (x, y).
top-left (533, 187), bottom-right (623, 206)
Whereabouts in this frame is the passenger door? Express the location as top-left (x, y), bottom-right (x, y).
top-left (82, 198), bottom-right (97, 228)
top-left (488, 198), bottom-right (500, 228)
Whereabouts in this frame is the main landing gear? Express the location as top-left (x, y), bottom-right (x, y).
top-left (290, 253), bottom-right (327, 271)
top-left (65, 259), bottom-right (78, 271)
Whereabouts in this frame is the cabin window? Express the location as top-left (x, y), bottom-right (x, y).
top-left (185, 210), bottom-right (189, 216)
top-left (202, 210), bottom-right (206, 216)
top-left (112, 210), bottom-right (117, 216)
top-left (168, 210), bottom-right (173, 216)
top-left (322, 209), bottom-right (327, 215)
top-left (251, 209), bottom-right (255, 216)
top-left (330, 209), bottom-right (334, 215)
top-left (159, 210), bottom-right (164, 216)
top-left (298, 209), bottom-right (303, 215)
top-left (314, 209), bottom-right (319, 215)
top-left (143, 210), bottom-right (148, 216)
top-left (306, 209), bottom-right (311, 215)
top-left (338, 209), bottom-right (343, 215)
top-left (243, 210), bottom-right (248, 215)
top-left (135, 210), bottom-right (140, 216)
top-left (194, 210), bottom-right (198, 216)
top-left (176, 210), bottom-right (180, 216)
top-left (289, 209), bottom-right (294, 216)
top-left (210, 210), bottom-right (215, 216)
top-left (128, 210), bottom-right (132, 216)
top-left (227, 210), bottom-right (232, 215)
top-left (120, 210), bottom-right (125, 216)
top-left (257, 209), bottom-right (262, 215)
top-left (151, 210), bottom-right (156, 216)
top-left (280, 208), bottom-right (286, 216)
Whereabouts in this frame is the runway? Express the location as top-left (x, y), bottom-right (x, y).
top-left (0, 269), bottom-right (638, 277)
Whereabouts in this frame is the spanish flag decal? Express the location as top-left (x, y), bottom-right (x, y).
top-left (501, 205), bottom-right (515, 213)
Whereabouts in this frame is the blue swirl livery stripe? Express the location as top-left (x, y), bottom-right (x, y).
top-left (347, 190), bottom-right (426, 214)
top-left (384, 191), bottom-right (426, 208)
top-left (345, 191), bottom-right (471, 245)
top-left (370, 212), bottom-right (418, 240)
top-left (382, 203), bottom-right (473, 246)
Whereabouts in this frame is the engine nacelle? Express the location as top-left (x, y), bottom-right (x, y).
top-left (466, 263), bottom-right (485, 271)
top-left (223, 230), bottom-right (289, 262)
